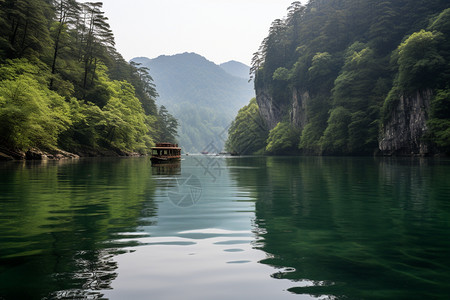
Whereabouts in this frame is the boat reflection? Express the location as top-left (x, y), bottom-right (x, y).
top-left (151, 161), bottom-right (181, 176)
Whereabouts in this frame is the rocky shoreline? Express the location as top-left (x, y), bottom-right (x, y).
top-left (0, 146), bottom-right (145, 161)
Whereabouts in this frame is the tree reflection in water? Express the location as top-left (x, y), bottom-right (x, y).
top-left (227, 156), bottom-right (450, 299)
top-left (0, 158), bottom-right (157, 300)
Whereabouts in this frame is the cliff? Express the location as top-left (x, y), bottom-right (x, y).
top-left (256, 85), bottom-right (438, 156)
top-left (255, 87), bottom-right (283, 130)
top-left (379, 90), bottom-right (433, 156)
top-left (256, 87), bottom-right (308, 131)
top-left (243, 1), bottom-right (450, 156)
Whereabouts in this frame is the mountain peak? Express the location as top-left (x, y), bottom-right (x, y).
top-left (131, 52), bottom-right (254, 152)
top-left (219, 60), bottom-right (250, 80)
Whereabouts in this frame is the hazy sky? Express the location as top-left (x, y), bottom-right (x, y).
top-left (97, 0), bottom-right (300, 65)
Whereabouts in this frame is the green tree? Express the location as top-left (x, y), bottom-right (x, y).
top-left (320, 106), bottom-right (351, 154)
top-left (368, 1), bottom-right (399, 53)
top-left (396, 30), bottom-right (445, 91)
top-left (429, 8), bottom-right (450, 35)
top-left (102, 80), bottom-right (153, 152)
top-left (0, 72), bottom-right (70, 150)
top-left (307, 52), bottom-right (338, 93)
top-left (266, 121), bottom-right (299, 155)
top-left (272, 67), bottom-right (290, 81)
top-left (247, 0), bottom-right (450, 156)
top-left (157, 105), bottom-right (178, 144)
top-left (129, 61), bottom-right (158, 115)
top-left (49, 0), bottom-right (81, 88)
top-left (0, 0), bottom-right (177, 157)
top-left (299, 95), bottom-right (330, 154)
top-left (0, 0), bottom-right (53, 59)
top-left (79, 2), bottom-right (115, 89)
top-left (332, 44), bottom-right (380, 110)
top-left (427, 89), bottom-right (450, 151)
top-left (348, 110), bottom-right (378, 154)
top-left (226, 98), bottom-right (268, 155)
top-left (61, 97), bottom-right (105, 149)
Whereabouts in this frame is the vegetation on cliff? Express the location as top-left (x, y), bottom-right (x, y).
top-left (225, 98), bottom-right (267, 155)
top-left (0, 0), bottom-right (177, 158)
top-left (227, 0), bottom-right (450, 155)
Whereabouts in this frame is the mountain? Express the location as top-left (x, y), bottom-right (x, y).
top-left (227, 0), bottom-right (450, 156)
top-left (219, 60), bottom-right (250, 80)
top-left (132, 53), bottom-right (254, 153)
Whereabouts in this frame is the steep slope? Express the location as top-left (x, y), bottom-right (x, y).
top-left (236, 0), bottom-right (450, 156)
top-left (0, 1), bottom-right (169, 159)
top-left (132, 53), bottom-right (254, 152)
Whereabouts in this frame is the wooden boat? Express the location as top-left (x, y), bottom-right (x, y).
top-left (151, 143), bottom-right (181, 163)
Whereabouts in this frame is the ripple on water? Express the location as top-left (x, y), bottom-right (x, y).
top-left (227, 260), bottom-right (252, 264)
top-left (214, 240), bottom-right (252, 245)
top-left (223, 248), bottom-right (245, 252)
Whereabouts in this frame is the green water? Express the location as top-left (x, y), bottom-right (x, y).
top-left (0, 156), bottom-right (449, 299)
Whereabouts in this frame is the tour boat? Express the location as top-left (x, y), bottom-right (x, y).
top-left (150, 143), bottom-right (181, 163)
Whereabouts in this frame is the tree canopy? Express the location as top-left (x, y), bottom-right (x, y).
top-left (225, 98), bottom-right (267, 155)
top-left (233, 0), bottom-right (450, 156)
top-left (0, 0), bottom-right (178, 155)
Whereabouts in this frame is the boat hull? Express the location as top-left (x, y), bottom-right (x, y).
top-left (150, 156), bottom-right (181, 163)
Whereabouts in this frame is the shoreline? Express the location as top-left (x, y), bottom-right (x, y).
top-left (0, 146), bottom-right (146, 161)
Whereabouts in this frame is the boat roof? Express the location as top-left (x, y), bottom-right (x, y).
top-left (152, 143), bottom-right (181, 150)
top-left (152, 147), bottom-right (181, 150)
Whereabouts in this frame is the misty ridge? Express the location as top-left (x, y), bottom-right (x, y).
top-left (132, 53), bottom-right (255, 153)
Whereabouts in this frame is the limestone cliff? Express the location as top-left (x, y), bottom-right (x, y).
top-left (291, 88), bottom-right (309, 129)
top-left (379, 90), bottom-right (433, 156)
top-left (255, 87), bottom-right (284, 130)
top-left (257, 84), bottom-right (436, 156)
top-left (256, 87), bottom-right (309, 131)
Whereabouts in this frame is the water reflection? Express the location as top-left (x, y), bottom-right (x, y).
top-left (1, 157), bottom-right (449, 299)
top-left (151, 161), bottom-right (181, 176)
top-left (0, 158), bottom-right (156, 299)
top-left (227, 157), bottom-right (450, 299)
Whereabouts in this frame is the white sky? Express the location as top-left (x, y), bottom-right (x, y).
top-left (97, 0), bottom-right (302, 65)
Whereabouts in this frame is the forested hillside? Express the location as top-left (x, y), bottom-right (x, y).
top-left (0, 0), bottom-right (177, 159)
top-left (227, 0), bottom-right (450, 156)
top-left (133, 53), bottom-right (254, 153)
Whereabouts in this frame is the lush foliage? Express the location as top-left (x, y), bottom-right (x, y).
top-left (0, 0), bottom-right (177, 154)
top-left (0, 60), bottom-right (70, 150)
top-left (428, 89), bottom-right (450, 151)
top-left (225, 98), bottom-right (267, 155)
top-left (244, 0), bottom-right (450, 155)
top-left (266, 121), bottom-right (299, 155)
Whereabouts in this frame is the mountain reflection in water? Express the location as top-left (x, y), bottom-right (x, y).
top-left (0, 156), bottom-right (449, 299)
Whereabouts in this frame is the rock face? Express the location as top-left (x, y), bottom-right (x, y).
top-left (379, 90), bottom-right (433, 156)
top-left (256, 84), bottom-right (435, 156)
top-left (26, 148), bottom-right (48, 160)
top-left (256, 87), bottom-right (284, 130)
top-left (256, 87), bottom-right (309, 131)
top-left (0, 147), bottom-right (80, 160)
top-left (0, 152), bottom-right (14, 161)
top-left (291, 88), bottom-right (309, 129)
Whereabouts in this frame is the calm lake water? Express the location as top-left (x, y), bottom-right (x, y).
top-left (0, 156), bottom-right (449, 299)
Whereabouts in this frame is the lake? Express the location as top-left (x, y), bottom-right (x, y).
top-left (0, 156), bottom-right (449, 299)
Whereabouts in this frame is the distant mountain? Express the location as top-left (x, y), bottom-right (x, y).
top-left (219, 60), bottom-right (250, 80)
top-left (132, 53), bottom-right (254, 153)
